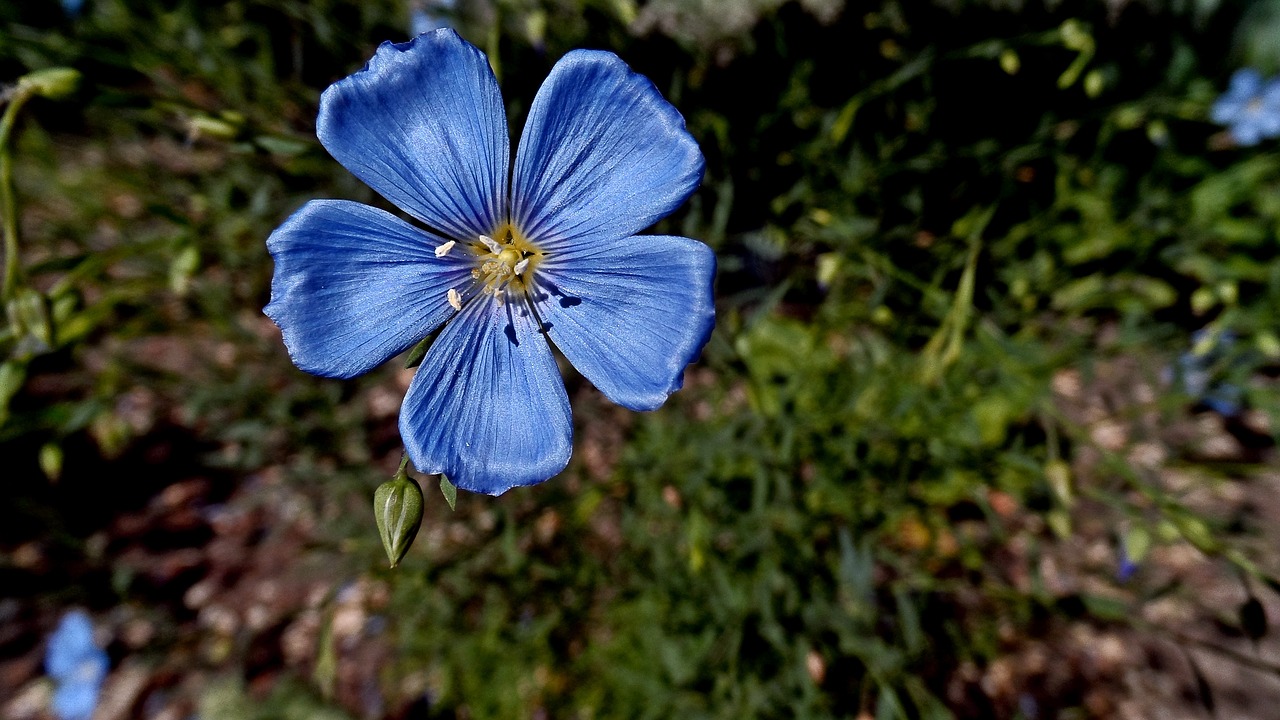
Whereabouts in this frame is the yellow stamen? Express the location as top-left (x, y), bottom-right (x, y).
top-left (470, 225), bottom-right (544, 299)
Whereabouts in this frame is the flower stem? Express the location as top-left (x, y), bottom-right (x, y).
top-left (0, 86), bottom-right (31, 303)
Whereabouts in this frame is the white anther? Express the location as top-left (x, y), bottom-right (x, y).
top-left (447, 288), bottom-right (462, 311)
top-left (434, 240), bottom-right (456, 258)
top-left (513, 257), bottom-right (530, 276)
top-left (479, 234), bottom-right (503, 254)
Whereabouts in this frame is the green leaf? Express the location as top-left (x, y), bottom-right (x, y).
top-left (1124, 526), bottom-right (1152, 564)
top-left (8, 287), bottom-right (53, 350)
top-left (0, 361), bottom-right (26, 426)
top-left (895, 587), bottom-right (924, 654)
top-left (313, 617), bottom-right (337, 699)
top-left (18, 67), bottom-right (81, 100)
top-left (439, 474), bottom-right (457, 511)
top-left (39, 442), bottom-right (62, 482)
top-left (253, 135), bottom-right (311, 156)
top-left (1080, 593), bottom-right (1129, 622)
top-left (403, 336), bottom-right (431, 369)
top-left (169, 245), bottom-right (200, 296)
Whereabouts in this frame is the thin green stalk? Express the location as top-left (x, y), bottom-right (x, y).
top-left (0, 87), bottom-right (31, 303)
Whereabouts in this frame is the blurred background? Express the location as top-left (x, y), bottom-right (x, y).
top-left (4, 0), bottom-right (1280, 718)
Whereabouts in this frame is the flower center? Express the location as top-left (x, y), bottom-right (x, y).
top-left (439, 223), bottom-right (544, 311)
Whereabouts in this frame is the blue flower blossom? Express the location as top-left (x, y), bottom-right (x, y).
top-left (1210, 68), bottom-right (1280, 146)
top-left (266, 30), bottom-right (714, 495)
top-left (1115, 542), bottom-right (1138, 584)
top-left (1167, 329), bottom-right (1244, 418)
top-left (44, 610), bottom-right (109, 720)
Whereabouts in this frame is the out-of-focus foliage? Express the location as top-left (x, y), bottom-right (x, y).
top-left (4, 0), bottom-right (1280, 718)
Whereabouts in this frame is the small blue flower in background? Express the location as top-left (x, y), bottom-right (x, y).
top-left (266, 30), bottom-right (714, 495)
top-left (1115, 542), bottom-right (1138, 584)
top-left (1167, 329), bottom-right (1244, 419)
top-left (45, 610), bottom-right (109, 720)
top-left (1210, 68), bottom-right (1280, 146)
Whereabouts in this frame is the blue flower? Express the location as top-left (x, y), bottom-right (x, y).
top-left (1167, 329), bottom-right (1244, 418)
top-left (1115, 542), bottom-right (1138, 584)
top-left (44, 610), bottom-right (109, 720)
top-left (266, 30), bottom-right (714, 495)
top-left (1210, 68), bottom-right (1280, 146)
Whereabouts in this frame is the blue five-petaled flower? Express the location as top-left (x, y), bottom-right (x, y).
top-left (1210, 68), bottom-right (1280, 147)
top-left (266, 29), bottom-right (715, 495)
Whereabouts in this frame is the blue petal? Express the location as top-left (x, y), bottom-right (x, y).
top-left (265, 199), bottom-right (474, 378)
top-left (1228, 68), bottom-right (1264, 99)
top-left (1115, 544), bottom-right (1138, 584)
top-left (533, 235), bottom-right (715, 411)
top-left (317, 29), bottom-right (508, 242)
top-left (511, 50), bottom-right (704, 251)
top-left (1210, 97), bottom-right (1246, 125)
top-left (69, 651), bottom-right (109, 685)
top-left (1258, 111), bottom-right (1280, 138)
top-left (51, 678), bottom-right (103, 720)
top-left (1232, 120), bottom-right (1264, 146)
top-left (45, 611), bottom-right (97, 681)
top-left (400, 297), bottom-right (572, 495)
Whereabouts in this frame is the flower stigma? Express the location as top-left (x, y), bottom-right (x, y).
top-left (446, 223), bottom-right (544, 309)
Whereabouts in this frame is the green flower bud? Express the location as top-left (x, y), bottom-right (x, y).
top-left (374, 472), bottom-right (424, 568)
top-left (18, 68), bottom-right (81, 100)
